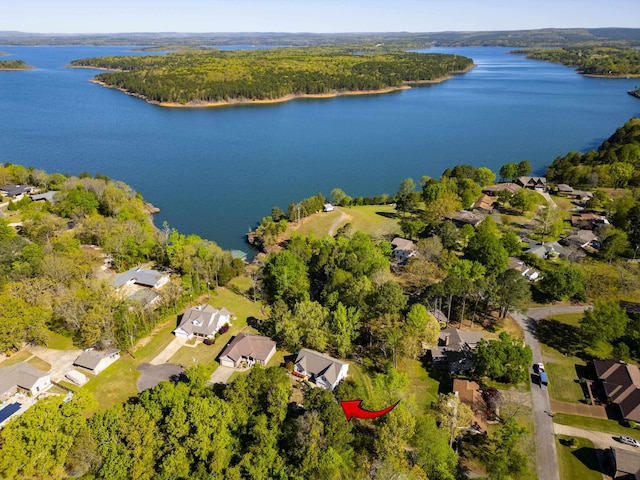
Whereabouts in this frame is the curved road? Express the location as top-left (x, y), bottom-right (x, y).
top-left (512, 305), bottom-right (591, 480)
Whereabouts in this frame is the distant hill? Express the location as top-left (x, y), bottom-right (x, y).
top-left (0, 28), bottom-right (639, 48)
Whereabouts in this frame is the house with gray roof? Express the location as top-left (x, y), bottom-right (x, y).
top-left (173, 304), bottom-right (231, 340)
top-left (73, 349), bottom-right (120, 375)
top-left (525, 241), bottom-right (572, 260)
top-left (0, 184), bottom-right (35, 198)
top-left (128, 289), bottom-right (160, 309)
top-left (430, 327), bottom-right (484, 373)
top-left (219, 333), bottom-right (276, 368)
top-left (0, 362), bottom-right (51, 401)
top-left (508, 257), bottom-right (540, 281)
top-left (111, 266), bottom-right (170, 289)
top-left (293, 348), bottom-right (349, 391)
top-left (611, 446), bottom-right (640, 479)
top-left (30, 191), bottom-right (58, 202)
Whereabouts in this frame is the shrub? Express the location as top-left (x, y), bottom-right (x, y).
top-left (629, 420), bottom-right (638, 429)
top-left (203, 337), bottom-right (215, 346)
top-left (285, 360), bottom-right (294, 372)
top-left (219, 324), bottom-right (229, 335)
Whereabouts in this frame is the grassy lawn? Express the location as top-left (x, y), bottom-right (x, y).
top-left (398, 358), bottom-right (440, 415)
top-left (554, 413), bottom-right (640, 441)
top-left (537, 314), bottom-right (590, 403)
top-left (44, 329), bottom-right (75, 350)
top-left (288, 205), bottom-right (401, 240)
top-left (27, 355), bottom-right (51, 372)
top-left (556, 436), bottom-right (602, 480)
top-left (0, 350), bottom-right (32, 367)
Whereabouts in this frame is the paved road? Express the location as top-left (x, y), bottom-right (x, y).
top-left (512, 305), bottom-right (591, 480)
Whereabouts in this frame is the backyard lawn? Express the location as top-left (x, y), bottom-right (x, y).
top-left (556, 435), bottom-right (602, 480)
top-left (398, 358), bottom-right (440, 415)
top-left (537, 313), bottom-right (591, 403)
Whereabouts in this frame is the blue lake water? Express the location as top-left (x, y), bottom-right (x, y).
top-left (0, 45), bottom-right (639, 252)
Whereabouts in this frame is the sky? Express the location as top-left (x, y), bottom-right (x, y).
top-left (2, 0), bottom-right (638, 34)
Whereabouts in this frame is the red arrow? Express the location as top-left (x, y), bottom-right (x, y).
top-left (340, 399), bottom-right (400, 421)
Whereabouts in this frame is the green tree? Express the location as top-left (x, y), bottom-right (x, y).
top-left (330, 188), bottom-right (347, 206)
top-left (600, 228), bottom-right (629, 263)
top-left (516, 160), bottom-right (532, 177)
top-left (474, 332), bottom-right (533, 383)
top-left (464, 222), bottom-right (508, 276)
top-left (580, 300), bottom-right (629, 347)
top-left (539, 265), bottom-right (586, 301)
top-left (263, 250), bottom-right (310, 306)
top-left (499, 162), bottom-right (518, 182)
top-left (494, 269), bottom-right (531, 318)
top-left (411, 415), bottom-right (458, 480)
top-left (475, 167), bottom-right (496, 187)
top-left (433, 393), bottom-right (474, 447)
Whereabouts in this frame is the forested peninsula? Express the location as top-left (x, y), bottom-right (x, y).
top-left (69, 48), bottom-right (474, 106)
top-left (512, 46), bottom-right (640, 77)
top-left (0, 59), bottom-right (33, 70)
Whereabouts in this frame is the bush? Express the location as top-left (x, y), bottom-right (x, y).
top-left (203, 337), bottom-right (215, 346)
top-left (219, 324), bottom-right (229, 335)
top-left (629, 420), bottom-right (638, 429)
top-left (285, 360), bottom-right (294, 372)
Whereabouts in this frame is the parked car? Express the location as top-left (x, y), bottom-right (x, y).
top-left (539, 371), bottom-right (549, 387)
top-left (534, 362), bottom-right (545, 373)
top-left (617, 436), bottom-right (640, 447)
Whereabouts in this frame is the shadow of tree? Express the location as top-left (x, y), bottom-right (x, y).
top-left (375, 211), bottom-right (398, 219)
top-left (536, 319), bottom-right (587, 359)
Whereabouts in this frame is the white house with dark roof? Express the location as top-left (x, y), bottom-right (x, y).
top-left (0, 362), bottom-right (51, 401)
top-left (73, 349), bottom-right (120, 375)
top-left (173, 304), bottom-right (231, 340)
top-left (507, 257), bottom-right (539, 281)
top-left (293, 348), bottom-right (348, 391)
top-left (111, 266), bottom-right (169, 290)
top-left (219, 333), bottom-right (276, 368)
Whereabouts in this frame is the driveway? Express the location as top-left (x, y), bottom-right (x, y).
top-left (136, 363), bottom-right (185, 392)
top-left (26, 345), bottom-right (84, 382)
top-left (149, 336), bottom-right (187, 365)
top-left (208, 365), bottom-right (235, 385)
top-left (511, 305), bottom-right (591, 480)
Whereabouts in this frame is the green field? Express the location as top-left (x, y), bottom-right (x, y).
top-left (556, 436), bottom-right (602, 480)
top-left (293, 205), bottom-right (401, 240)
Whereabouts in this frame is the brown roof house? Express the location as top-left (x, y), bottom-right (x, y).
top-left (173, 304), bottom-right (231, 340)
top-left (473, 194), bottom-right (495, 214)
top-left (594, 359), bottom-right (640, 423)
top-left (453, 379), bottom-right (488, 431)
top-left (0, 362), bottom-right (51, 401)
top-left (482, 183), bottom-right (521, 196)
top-left (611, 446), bottom-right (640, 480)
top-left (293, 348), bottom-right (349, 391)
top-left (74, 349), bottom-right (120, 375)
top-left (219, 333), bottom-right (276, 368)
top-left (430, 328), bottom-right (485, 373)
top-left (508, 257), bottom-right (540, 281)
top-left (515, 176), bottom-right (547, 191)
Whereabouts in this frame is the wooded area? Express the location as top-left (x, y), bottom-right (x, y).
top-left (512, 46), bottom-right (640, 76)
top-left (70, 48), bottom-right (473, 104)
top-left (0, 59), bottom-right (32, 70)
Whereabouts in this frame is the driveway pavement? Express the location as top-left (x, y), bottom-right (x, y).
top-left (208, 365), bottom-right (235, 385)
top-left (149, 336), bottom-right (187, 365)
top-left (136, 363), bottom-right (185, 392)
top-left (26, 345), bottom-right (83, 382)
top-left (511, 305), bottom-right (591, 480)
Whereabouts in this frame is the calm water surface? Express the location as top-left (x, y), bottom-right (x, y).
top-left (0, 46), bottom-right (638, 251)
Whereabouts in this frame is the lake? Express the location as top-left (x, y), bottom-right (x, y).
top-left (0, 45), bottom-right (638, 253)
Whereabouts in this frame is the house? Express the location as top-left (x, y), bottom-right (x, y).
top-left (0, 362), bottom-right (51, 401)
top-left (0, 184), bottom-right (35, 198)
top-left (429, 308), bottom-right (448, 324)
top-left (561, 229), bottom-right (600, 251)
top-left (594, 359), bottom-right (640, 423)
top-left (569, 190), bottom-right (593, 203)
top-left (556, 183), bottom-right (574, 195)
top-left (446, 210), bottom-right (487, 228)
top-left (611, 446), bottom-right (640, 479)
top-left (482, 183), bottom-right (521, 196)
top-left (218, 333), bottom-right (276, 368)
top-left (73, 349), bottom-right (120, 375)
top-left (231, 250), bottom-right (248, 262)
top-left (525, 241), bottom-right (571, 260)
top-left (507, 257), bottom-right (540, 281)
top-left (173, 304), bottom-right (231, 340)
top-left (571, 213), bottom-right (609, 230)
top-left (430, 328), bottom-right (484, 373)
top-left (453, 379), bottom-right (488, 431)
top-left (111, 266), bottom-right (170, 290)
top-left (293, 348), bottom-right (349, 391)
top-left (323, 203), bottom-right (335, 212)
top-left (473, 194), bottom-right (495, 213)
top-left (515, 176), bottom-right (547, 191)
top-left (30, 191), bottom-right (58, 202)
top-left (391, 237), bottom-right (416, 261)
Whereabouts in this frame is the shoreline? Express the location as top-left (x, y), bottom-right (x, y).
top-left (88, 64), bottom-right (475, 108)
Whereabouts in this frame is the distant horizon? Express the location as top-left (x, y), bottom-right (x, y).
top-left (1, 0), bottom-right (637, 34)
top-left (1, 26), bottom-right (638, 35)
